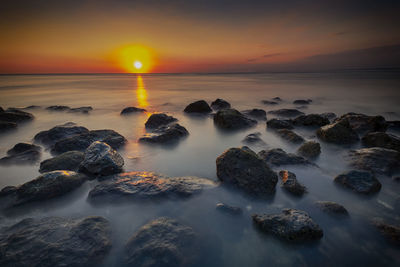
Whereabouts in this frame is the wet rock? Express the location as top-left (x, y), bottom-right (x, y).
top-left (120, 106), bottom-right (146, 114)
top-left (258, 148), bottom-right (310, 166)
top-left (184, 100), bottom-right (212, 113)
top-left (139, 123), bottom-right (189, 144)
top-left (388, 120), bottom-right (400, 131)
top-left (335, 113), bottom-right (387, 134)
top-left (371, 218), bottom-right (400, 245)
top-left (68, 106), bottom-right (93, 114)
top-left (242, 132), bottom-right (266, 145)
top-left (272, 97), bottom-right (282, 101)
top-left (0, 216), bottom-right (111, 267)
top-left (0, 106), bottom-right (3, 112)
top-left (334, 170), bottom-right (381, 194)
top-left (145, 113), bottom-right (178, 129)
top-left (293, 114), bottom-right (330, 127)
top-left (7, 143), bottom-right (40, 155)
top-left (0, 121), bottom-right (17, 132)
top-left (213, 109), bottom-right (257, 130)
top-left (315, 201), bottom-right (348, 216)
top-left (39, 151), bottom-right (84, 173)
top-left (393, 176), bottom-right (400, 182)
top-left (316, 119), bottom-right (359, 144)
top-left (79, 141), bottom-right (124, 176)
top-left (211, 98), bottom-right (231, 110)
top-left (320, 112), bottom-right (337, 121)
top-left (124, 217), bottom-right (200, 267)
top-left (297, 141), bottom-right (321, 158)
top-left (293, 99), bottom-right (312, 105)
top-left (268, 108), bottom-right (305, 118)
top-left (216, 146), bottom-right (277, 196)
top-left (266, 118), bottom-right (294, 130)
top-left (216, 203), bottom-right (242, 215)
top-left (34, 123), bottom-right (89, 145)
top-left (262, 100), bottom-right (278, 105)
top-left (0, 110), bottom-right (34, 123)
top-left (0, 171), bottom-right (87, 207)
top-left (278, 170), bottom-right (307, 196)
top-left (348, 147), bottom-right (400, 175)
top-left (46, 105), bottom-right (70, 111)
top-left (88, 172), bottom-right (215, 201)
top-left (242, 109), bottom-right (267, 120)
top-left (0, 143), bottom-right (41, 165)
top-left (276, 129), bottom-right (305, 144)
top-left (252, 209), bottom-right (323, 241)
top-left (361, 132), bottom-right (400, 152)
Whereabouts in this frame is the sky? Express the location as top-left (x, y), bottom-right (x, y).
top-left (0, 0), bottom-right (399, 73)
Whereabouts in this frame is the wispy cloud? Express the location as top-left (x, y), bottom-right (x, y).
top-left (247, 53), bottom-right (282, 62)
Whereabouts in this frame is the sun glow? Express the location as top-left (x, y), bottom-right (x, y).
top-left (134, 61), bottom-right (142, 70)
top-left (116, 45), bottom-right (155, 73)
top-left (136, 75), bottom-right (148, 108)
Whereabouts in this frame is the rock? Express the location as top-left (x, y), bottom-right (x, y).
top-left (79, 141), bottom-right (124, 176)
top-left (0, 121), bottom-right (17, 132)
top-left (184, 100), bottom-right (212, 113)
top-left (315, 201), bottom-right (348, 216)
top-left (272, 97), bottom-right (282, 101)
top-left (216, 203), bottom-right (242, 215)
top-left (0, 216), bottom-right (111, 267)
top-left (334, 170), bottom-right (381, 194)
top-left (371, 218), bottom-right (400, 245)
top-left (46, 105), bottom-right (70, 111)
top-left (242, 132), bottom-right (266, 145)
top-left (388, 120), bottom-right (400, 130)
top-left (279, 170), bottom-right (307, 196)
top-left (0, 143), bottom-right (41, 165)
top-left (348, 147), bottom-right (400, 175)
top-left (39, 151), bottom-right (84, 173)
top-left (0, 106), bottom-right (3, 112)
top-left (262, 100), bottom-right (278, 105)
top-left (68, 106), bottom-right (93, 113)
top-left (145, 113), bottom-right (178, 129)
top-left (276, 129), bottom-right (305, 144)
top-left (293, 114), bottom-right (330, 127)
top-left (361, 132), bottom-right (400, 152)
top-left (139, 123), bottom-right (189, 144)
top-left (34, 123), bottom-right (89, 145)
top-left (242, 109), bottom-right (267, 120)
top-left (0, 171), bottom-right (87, 207)
top-left (258, 148), bottom-right (310, 166)
top-left (88, 172), bottom-right (215, 201)
top-left (335, 113), bottom-right (388, 134)
top-left (213, 109), bottom-right (257, 130)
top-left (120, 106), bottom-right (146, 114)
top-left (316, 119), bottom-right (359, 144)
top-left (252, 209), bottom-right (323, 241)
top-left (124, 217), bottom-right (200, 267)
top-left (293, 99), bottom-right (312, 105)
top-left (266, 118), bottom-right (294, 130)
top-left (7, 143), bottom-right (40, 155)
top-left (211, 98), bottom-right (231, 110)
top-left (0, 110), bottom-right (34, 123)
top-left (393, 176), bottom-right (400, 182)
top-left (216, 146), bottom-right (277, 196)
top-left (268, 108), bottom-right (305, 118)
top-left (320, 112), bottom-right (337, 121)
top-left (297, 141), bottom-right (321, 158)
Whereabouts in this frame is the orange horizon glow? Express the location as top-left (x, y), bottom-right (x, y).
top-left (113, 45), bottom-right (156, 73)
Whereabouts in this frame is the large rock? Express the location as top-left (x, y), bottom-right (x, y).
top-left (0, 216), bottom-right (111, 267)
top-left (0, 171), bottom-right (87, 207)
top-left (124, 217), bottom-right (200, 267)
top-left (335, 113), bottom-right (387, 134)
top-left (361, 132), bottom-right (400, 152)
top-left (267, 109), bottom-right (305, 118)
top-left (0, 110), bottom-right (34, 123)
top-left (211, 98), bottom-right (231, 110)
top-left (316, 119), bottom-right (359, 144)
top-left (315, 201), bottom-right (348, 216)
top-left (0, 121), bottom-right (17, 132)
top-left (34, 123), bottom-right (89, 145)
top-left (0, 143), bottom-right (41, 165)
top-left (213, 109), bottom-right (257, 130)
top-left (371, 218), bottom-right (400, 245)
top-left (348, 147), bottom-right (400, 175)
top-left (88, 172), bottom-right (215, 202)
top-left (216, 147), bottom-right (277, 196)
top-left (121, 106), bottom-right (146, 115)
top-left (252, 209), bottom-right (323, 241)
top-left (297, 141), bottom-right (321, 158)
top-left (145, 113), bottom-right (178, 129)
top-left (139, 123), bottom-right (189, 144)
top-left (266, 118), bottom-right (294, 130)
top-left (258, 148), bottom-right (310, 166)
top-left (184, 100), bottom-right (212, 113)
top-left (293, 114), bottom-right (330, 127)
top-left (242, 109), bottom-right (267, 120)
top-left (276, 129), bottom-right (305, 144)
top-left (39, 151), bottom-right (84, 173)
top-left (334, 170), bottom-right (381, 194)
top-left (79, 141), bottom-right (124, 176)
top-left (278, 170), bottom-right (307, 196)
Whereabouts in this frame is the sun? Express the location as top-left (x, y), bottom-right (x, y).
top-left (114, 45), bottom-right (155, 73)
top-left (134, 61), bottom-right (142, 70)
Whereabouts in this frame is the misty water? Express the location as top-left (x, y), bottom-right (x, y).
top-left (0, 71), bottom-right (399, 266)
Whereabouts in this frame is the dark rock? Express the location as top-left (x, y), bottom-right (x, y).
top-left (145, 113), bottom-right (178, 129)
top-left (268, 108), bottom-right (305, 117)
top-left (242, 109), bottom-right (267, 120)
top-left (216, 146), bottom-right (277, 196)
top-left (276, 129), bottom-right (305, 144)
top-left (46, 105), bottom-right (70, 111)
top-left (334, 170), bottom-right (381, 194)
top-left (266, 118), bottom-right (294, 130)
top-left (252, 209), bottom-right (323, 241)
top-left (39, 151), bottom-right (84, 173)
top-left (258, 148), bottom-right (310, 166)
top-left (272, 97), bottom-right (282, 101)
top-left (68, 106), bottom-right (93, 113)
top-left (316, 119), bottom-right (359, 144)
top-left (0, 106), bottom-right (3, 112)
top-left (262, 100), bottom-right (278, 105)
top-left (0, 143), bottom-right (41, 165)
top-left (0, 216), bottom-right (111, 267)
top-left (348, 147), bottom-right (400, 175)
top-left (393, 176), bottom-right (400, 182)
top-left (79, 141), bottom-right (124, 176)
top-left (139, 123), bottom-right (188, 144)
top-left (121, 106), bottom-right (146, 115)
top-left (88, 172), bottom-right (215, 201)
top-left (213, 109), bottom-right (257, 130)
top-left (184, 100), bottom-right (212, 113)
top-left (242, 132), bottom-right (266, 145)
top-left (388, 120), bottom-right (400, 130)
top-left (335, 113), bottom-right (388, 134)
top-left (0, 121), bottom-right (17, 132)
top-left (279, 170), bottom-right (307, 196)
top-left (124, 217), bottom-right (200, 267)
top-left (211, 98), bottom-right (231, 110)
top-left (216, 203), bottom-right (242, 215)
top-left (297, 141), bottom-right (321, 158)
top-left (0, 110), bottom-right (34, 123)
top-left (315, 201), bottom-right (348, 216)
top-left (293, 99), bottom-right (312, 105)
top-left (362, 132), bottom-right (400, 152)
top-left (293, 114), bottom-right (330, 127)
top-left (34, 123), bottom-right (89, 145)
top-left (371, 218), bottom-right (400, 245)
top-left (7, 143), bottom-right (40, 155)
top-left (320, 112), bottom-right (337, 121)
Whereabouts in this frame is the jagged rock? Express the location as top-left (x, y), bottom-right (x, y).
top-left (278, 170), bottom-right (307, 196)
top-left (216, 203), bottom-right (242, 215)
top-left (320, 112), bottom-right (337, 121)
top-left (258, 148), bottom-right (310, 166)
top-left (293, 99), bottom-right (312, 105)
top-left (211, 98), bottom-right (231, 110)
top-left (120, 106), bottom-right (146, 114)
top-left (334, 170), bottom-right (381, 194)
top-left (0, 216), bottom-right (111, 267)
top-left (46, 105), bottom-right (70, 111)
top-left (276, 129), bottom-right (305, 144)
top-left (242, 132), bottom-right (266, 145)
top-left (315, 201), bottom-right (348, 216)
top-left (297, 141), bottom-right (321, 158)
top-left (0, 110), bottom-right (34, 123)
top-left (145, 113), bottom-right (178, 129)
top-left (335, 113), bottom-right (387, 134)
top-left (268, 109), bottom-right (305, 117)
top-left (316, 119), bottom-right (359, 144)
top-left (213, 109), bottom-right (257, 130)
top-left (34, 123), bottom-right (89, 145)
top-left (184, 100), bottom-right (212, 113)
top-left (266, 118), bottom-right (294, 130)
top-left (39, 151), bottom-right (84, 173)
top-left (361, 132), bottom-right (400, 152)
top-left (242, 109), bottom-right (267, 120)
top-left (348, 147), bottom-right (400, 175)
top-left (293, 114), bottom-right (330, 127)
top-left (262, 100), bottom-right (278, 105)
top-left (371, 218), bottom-right (400, 245)
top-left (139, 123), bottom-right (188, 144)
top-left (216, 147), bottom-right (277, 196)
top-left (0, 143), bottom-right (41, 165)
top-left (252, 209), bottom-right (323, 241)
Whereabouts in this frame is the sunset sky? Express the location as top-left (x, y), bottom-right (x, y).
top-left (1, 0), bottom-right (399, 73)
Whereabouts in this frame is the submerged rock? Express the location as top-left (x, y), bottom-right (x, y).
top-left (348, 147), bottom-right (400, 175)
top-left (252, 209), bottom-right (323, 241)
top-left (211, 98), bottom-right (231, 110)
top-left (68, 106), bottom-right (93, 114)
top-left (361, 132), bottom-right (400, 152)
top-left (213, 109), bottom-right (257, 130)
top-left (145, 113), bottom-right (178, 129)
top-left (184, 100), bottom-right (212, 113)
top-left (0, 110), bottom-right (34, 124)
top-left (267, 109), bottom-right (305, 118)
top-left (124, 217), bottom-right (200, 267)
top-left (242, 132), bottom-right (266, 145)
top-left (139, 123), bottom-right (188, 144)
top-left (46, 105), bottom-right (70, 111)
top-left (39, 151), bottom-right (84, 173)
top-left (120, 106), bottom-right (146, 114)
top-left (272, 97), bottom-right (282, 101)
top-left (258, 148), bottom-right (310, 166)
top-left (0, 216), bottom-right (111, 267)
top-left (315, 201), bottom-right (348, 216)
top-left (334, 170), bottom-right (381, 194)
top-left (262, 100), bottom-right (279, 105)
top-left (216, 203), bottom-right (242, 215)
top-left (0, 143), bottom-right (41, 165)
top-left (335, 113), bottom-right (387, 134)
top-left (7, 143), bottom-right (40, 155)
top-left (297, 141), bottom-right (321, 158)
top-left (293, 99), bottom-right (312, 105)
top-left (316, 119), bottom-right (359, 144)
top-left (242, 109), bottom-right (267, 120)
top-left (276, 129), bottom-right (305, 144)
top-left (266, 118), bottom-right (294, 130)
top-left (0, 121), bottom-right (17, 132)
top-left (293, 114), bottom-right (330, 127)
top-left (34, 123), bottom-right (89, 145)
top-left (279, 170), bottom-right (307, 196)
top-left (371, 218), bottom-right (400, 245)
top-left (216, 146), bottom-right (277, 196)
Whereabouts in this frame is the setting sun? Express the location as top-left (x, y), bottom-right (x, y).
top-left (134, 61), bottom-right (142, 70)
top-left (115, 45), bottom-right (155, 73)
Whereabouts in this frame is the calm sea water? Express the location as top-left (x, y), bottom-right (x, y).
top-left (0, 72), bottom-right (399, 266)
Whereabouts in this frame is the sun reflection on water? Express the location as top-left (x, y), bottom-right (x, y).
top-left (136, 75), bottom-right (148, 109)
